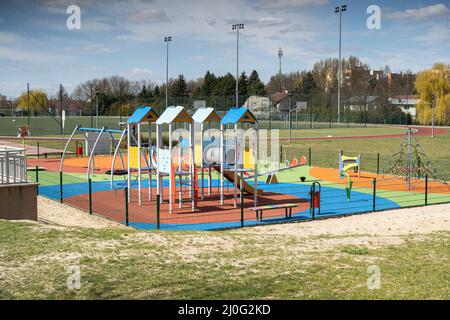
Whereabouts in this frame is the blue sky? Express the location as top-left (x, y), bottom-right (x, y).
top-left (0, 0), bottom-right (449, 97)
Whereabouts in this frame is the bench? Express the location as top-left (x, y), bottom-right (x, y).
top-left (250, 203), bottom-right (298, 222)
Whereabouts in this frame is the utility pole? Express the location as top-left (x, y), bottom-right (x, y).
top-left (232, 23), bottom-right (244, 108)
top-left (335, 4), bottom-right (347, 123)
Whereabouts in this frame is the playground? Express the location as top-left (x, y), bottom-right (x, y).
top-left (22, 106), bottom-right (450, 231)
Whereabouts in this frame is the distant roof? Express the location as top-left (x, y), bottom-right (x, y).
top-left (156, 106), bottom-right (193, 124)
top-left (390, 95), bottom-right (419, 100)
top-left (127, 106), bottom-right (158, 124)
top-left (271, 92), bottom-right (289, 104)
top-left (221, 107), bottom-right (258, 125)
top-left (192, 107), bottom-right (221, 123)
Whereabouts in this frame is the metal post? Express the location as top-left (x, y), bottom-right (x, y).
top-left (124, 187), bottom-right (129, 226)
top-left (310, 183), bottom-right (316, 220)
top-left (425, 174), bottom-right (428, 206)
top-left (27, 83), bottom-right (30, 125)
top-left (59, 171), bottom-right (63, 203)
top-left (90, 83), bottom-right (93, 128)
top-left (59, 84), bottom-right (63, 135)
top-left (337, 9), bottom-right (342, 123)
top-left (308, 147), bottom-right (311, 166)
top-left (288, 93), bottom-right (292, 142)
top-left (37, 141), bottom-right (40, 159)
top-left (164, 36), bottom-right (172, 110)
top-left (88, 178), bottom-right (92, 215)
top-left (35, 166), bottom-right (39, 195)
top-left (95, 92), bottom-right (99, 128)
top-left (431, 96), bottom-right (435, 138)
top-left (240, 171), bottom-right (244, 228)
top-left (376, 153), bottom-right (380, 174)
top-left (232, 24), bottom-right (244, 108)
top-left (156, 194), bottom-right (161, 229)
top-left (407, 128), bottom-right (412, 190)
top-left (372, 178), bottom-right (377, 212)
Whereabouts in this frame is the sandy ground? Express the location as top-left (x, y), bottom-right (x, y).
top-left (243, 204), bottom-right (450, 238)
top-left (37, 195), bottom-right (450, 239)
top-left (37, 196), bottom-right (126, 229)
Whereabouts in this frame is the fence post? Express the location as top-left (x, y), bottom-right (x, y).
top-left (35, 166), bottom-right (39, 195)
top-left (59, 171), bottom-right (63, 203)
top-left (88, 178), bottom-right (92, 215)
top-left (425, 174), bottom-right (428, 206)
top-left (37, 141), bottom-right (40, 159)
top-left (376, 153), bottom-right (380, 174)
top-left (280, 145), bottom-right (283, 163)
top-left (308, 147), bottom-right (312, 167)
top-left (156, 194), bottom-right (160, 230)
top-left (240, 189), bottom-right (244, 228)
top-left (124, 187), bottom-right (129, 226)
top-left (372, 178), bottom-right (377, 212)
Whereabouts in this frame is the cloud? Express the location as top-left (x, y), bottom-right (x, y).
top-left (129, 68), bottom-right (152, 76)
top-left (126, 8), bottom-right (171, 23)
top-left (0, 32), bottom-right (22, 44)
top-left (0, 46), bottom-right (68, 63)
top-left (188, 55), bottom-right (205, 61)
top-left (387, 4), bottom-right (450, 20)
top-left (225, 16), bottom-right (290, 28)
top-left (255, 0), bottom-right (328, 12)
top-left (64, 44), bottom-right (116, 53)
top-left (415, 23), bottom-right (450, 45)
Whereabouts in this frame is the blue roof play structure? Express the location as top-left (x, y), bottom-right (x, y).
top-left (221, 106), bottom-right (258, 125)
top-left (127, 106), bottom-right (159, 124)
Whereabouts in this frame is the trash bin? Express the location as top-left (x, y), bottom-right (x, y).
top-left (76, 146), bottom-right (83, 157)
top-left (313, 191), bottom-right (320, 208)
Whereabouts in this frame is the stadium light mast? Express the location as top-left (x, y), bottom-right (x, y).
top-left (278, 48), bottom-right (283, 91)
top-left (335, 4), bottom-right (347, 123)
top-left (232, 23), bottom-right (244, 108)
top-left (164, 36), bottom-right (172, 110)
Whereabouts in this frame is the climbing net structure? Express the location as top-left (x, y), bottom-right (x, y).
top-left (384, 128), bottom-right (441, 189)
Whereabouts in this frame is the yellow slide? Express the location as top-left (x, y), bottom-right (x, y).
top-left (217, 168), bottom-right (263, 195)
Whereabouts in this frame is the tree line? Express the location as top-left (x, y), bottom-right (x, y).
top-left (8, 57), bottom-right (450, 125)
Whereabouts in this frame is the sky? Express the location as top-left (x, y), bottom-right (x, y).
top-left (0, 0), bottom-right (449, 97)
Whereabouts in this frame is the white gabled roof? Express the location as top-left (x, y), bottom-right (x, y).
top-left (156, 106), bottom-right (193, 124)
top-left (192, 107), bottom-right (221, 123)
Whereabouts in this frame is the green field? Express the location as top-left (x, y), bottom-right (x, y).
top-left (0, 220), bottom-right (448, 299)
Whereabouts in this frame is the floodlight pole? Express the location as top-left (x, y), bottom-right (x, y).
top-left (335, 4), bottom-right (347, 123)
top-left (95, 91), bottom-right (99, 128)
top-left (278, 48), bottom-right (283, 91)
top-left (164, 36), bottom-right (172, 111)
top-left (232, 23), bottom-right (244, 108)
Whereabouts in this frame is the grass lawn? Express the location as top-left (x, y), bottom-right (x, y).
top-left (281, 131), bottom-right (450, 181)
top-left (0, 219), bottom-right (448, 299)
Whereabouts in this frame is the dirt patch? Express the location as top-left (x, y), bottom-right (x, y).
top-left (241, 203), bottom-right (450, 240)
top-left (37, 196), bottom-right (127, 229)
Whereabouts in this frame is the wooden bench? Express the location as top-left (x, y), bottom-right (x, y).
top-left (250, 203), bottom-right (298, 222)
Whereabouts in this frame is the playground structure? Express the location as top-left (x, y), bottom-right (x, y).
top-left (339, 152), bottom-right (360, 201)
top-left (22, 106), bottom-right (450, 231)
top-left (384, 128), bottom-right (442, 190)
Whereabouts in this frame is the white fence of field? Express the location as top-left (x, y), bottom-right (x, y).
top-left (0, 146), bottom-right (27, 184)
